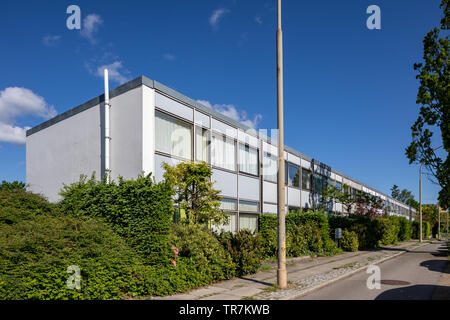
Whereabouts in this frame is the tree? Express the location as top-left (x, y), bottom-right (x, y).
top-left (390, 185), bottom-right (400, 200)
top-left (390, 185), bottom-right (420, 210)
top-left (406, 0), bottom-right (450, 209)
top-left (162, 161), bottom-right (228, 227)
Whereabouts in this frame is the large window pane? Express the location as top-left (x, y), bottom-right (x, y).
top-left (239, 144), bottom-right (258, 175)
top-left (212, 213), bottom-right (237, 233)
top-left (220, 198), bottom-right (237, 211)
top-left (287, 163), bottom-right (300, 188)
top-left (239, 213), bottom-right (258, 233)
top-left (302, 168), bottom-right (311, 191)
top-left (239, 200), bottom-right (259, 213)
top-left (263, 153), bottom-right (277, 183)
top-left (212, 133), bottom-right (236, 171)
top-left (155, 111), bottom-right (192, 159)
top-left (196, 127), bottom-right (210, 163)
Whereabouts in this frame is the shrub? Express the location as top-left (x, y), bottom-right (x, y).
top-left (396, 217), bottom-right (412, 241)
top-left (59, 174), bottom-right (175, 265)
top-left (374, 217), bottom-right (400, 246)
top-left (340, 230), bottom-right (359, 252)
top-left (412, 221), bottom-right (432, 239)
top-left (216, 230), bottom-right (262, 276)
top-left (259, 212), bottom-right (337, 257)
top-left (0, 214), bottom-right (147, 299)
top-left (0, 186), bottom-right (56, 225)
top-left (258, 214), bottom-right (278, 258)
top-left (170, 224), bottom-right (235, 281)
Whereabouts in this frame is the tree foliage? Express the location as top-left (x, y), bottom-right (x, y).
top-left (390, 185), bottom-right (419, 210)
top-left (162, 161), bottom-right (227, 227)
top-left (406, 0), bottom-right (450, 209)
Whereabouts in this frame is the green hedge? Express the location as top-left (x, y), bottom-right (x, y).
top-left (340, 230), bottom-right (359, 252)
top-left (216, 230), bottom-right (262, 276)
top-left (259, 212), bottom-right (340, 258)
top-left (0, 214), bottom-right (148, 299)
top-left (59, 174), bottom-right (174, 265)
top-left (329, 215), bottom-right (413, 249)
top-left (170, 224), bottom-right (235, 281)
top-left (412, 221), bottom-right (432, 239)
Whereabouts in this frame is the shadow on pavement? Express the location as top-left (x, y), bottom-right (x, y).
top-left (375, 284), bottom-right (450, 300)
top-left (420, 260), bottom-right (450, 274)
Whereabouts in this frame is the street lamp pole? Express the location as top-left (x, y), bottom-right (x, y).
top-left (276, 0), bottom-right (287, 289)
top-left (419, 163), bottom-right (423, 243)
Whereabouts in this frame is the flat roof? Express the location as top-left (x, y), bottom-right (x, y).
top-left (26, 75), bottom-right (414, 210)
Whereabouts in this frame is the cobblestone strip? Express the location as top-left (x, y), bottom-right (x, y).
top-left (254, 242), bottom-right (431, 300)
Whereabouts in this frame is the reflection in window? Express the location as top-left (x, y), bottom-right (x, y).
top-left (302, 168), bottom-right (311, 191)
top-left (287, 163), bottom-right (300, 188)
top-left (239, 144), bottom-right (258, 176)
top-left (155, 111), bottom-right (192, 160)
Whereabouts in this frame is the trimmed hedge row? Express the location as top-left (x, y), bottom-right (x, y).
top-left (59, 174), bottom-right (175, 265)
top-left (412, 220), bottom-right (432, 239)
top-left (328, 215), bottom-right (413, 249)
top-left (259, 212), bottom-right (341, 258)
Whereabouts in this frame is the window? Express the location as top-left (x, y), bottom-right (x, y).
top-left (288, 206), bottom-right (300, 214)
top-left (313, 173), bottom-right (326, 194)
top-left (195, 127), bottom-right (210, 163)
top-left (212, 213), bottom-right (237, 233)
top-left (287, 163), bottom-right (300, 188)
top-left (211, 133), bottom-right (236, 171)
top-left (302, 168), bottom-right (311, 191)
top-left (239, 200), bottom-right (259, 213)
top-left (336, 182), bottom-right (342, 191)
top-left (263, 152), bottom-right (277, 183)
top-left (155, 111), bottom-right (192, 159)
top-left (220, 198), bottom-right (237, 211)
top-left (239, 214), bottom-right (258, 233)
top-left (239, 144), bottom-right (258, 176)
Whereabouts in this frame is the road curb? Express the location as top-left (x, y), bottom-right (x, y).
top-left (279, 241), bottom-right (431, 300)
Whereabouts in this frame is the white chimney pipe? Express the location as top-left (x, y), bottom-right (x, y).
top-left (104, 69), bottom-right (110, 181)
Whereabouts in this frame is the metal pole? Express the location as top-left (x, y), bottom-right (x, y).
top-left (419, 164), bottom-right (422, 242)
top-left (438, 204), bottom-right (440, 240)
top-left (276, 0), bottom-right (287, 289)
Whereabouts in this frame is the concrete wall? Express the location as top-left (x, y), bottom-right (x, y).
top-left (26, 104), bottom-right (102, 202)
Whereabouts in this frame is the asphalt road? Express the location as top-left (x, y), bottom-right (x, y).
top-left (297, 241), bottom-right (450, 300)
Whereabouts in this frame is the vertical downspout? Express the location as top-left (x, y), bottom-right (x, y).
top-left (104, 69), bottom-right (111, 182)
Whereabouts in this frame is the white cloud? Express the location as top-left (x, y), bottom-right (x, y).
top-left (80, 14), bottom-right (103, 44)
top-left (197, 99), bottom-right (262, 129)
top-left (209, 8), bottom-right (230, 28)
top-left (95, 61), bottom-right (131, 84)
top-left (0, 87), bottom-right (57, 145)
top-left (163, 53), bottom-right (176, 61)
top-left (42, 35), bottom-right (61, 47)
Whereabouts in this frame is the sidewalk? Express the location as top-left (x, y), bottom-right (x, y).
top-left (153, 240), bottom-right (429, 300)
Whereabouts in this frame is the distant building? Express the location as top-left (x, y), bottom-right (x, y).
top-left (26, 75), bottom-right (416, 232)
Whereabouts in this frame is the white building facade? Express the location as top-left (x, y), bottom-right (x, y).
top-left (26, 76), bottom-right (416, 232)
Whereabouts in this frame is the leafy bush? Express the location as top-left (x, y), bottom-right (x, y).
top-left (412, 220), bottom-right (432, 239)
top-left (259, 212), bottom-right (338, 258)
top-left (258, 214), bottom-right (278, 258)
top-left (329, 215), bottom-right (411, 249)
top-left (216, 230), bottom-right (262, 276)
top-left (170, 224), bottom-right (235, 281)
top-left (396, 216), bottom-right (412, 241)
top-left (0, 185), bottom-right (56, 225)
top-left (0, 213), bottom-right (148, 299)
top-left (59, 174), bottom-right (174, 265)
top-left (340, 230), bottom-right (359, 252)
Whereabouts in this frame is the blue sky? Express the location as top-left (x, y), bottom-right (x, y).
top-left (0, 0), bottom-right (447, 204)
